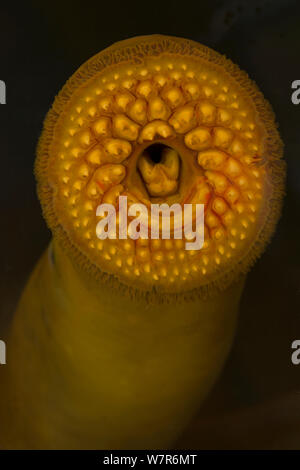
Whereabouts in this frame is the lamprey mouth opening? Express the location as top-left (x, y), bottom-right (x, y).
top-left (35, 35), bottom-right (285, 297)
top-left (138, 143), bottom-right (181, 199)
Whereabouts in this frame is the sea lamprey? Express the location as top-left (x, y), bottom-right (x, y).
top-left (0, 35), bottom-right (285, 449)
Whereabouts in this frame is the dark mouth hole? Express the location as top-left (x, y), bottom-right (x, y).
top-left (145, 143), bottom-right (171, 164)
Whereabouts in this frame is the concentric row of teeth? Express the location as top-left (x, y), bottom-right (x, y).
top-left (53, 59), bottom-right (265, 285)
top-left (64, 84), bottom-right (260, 156)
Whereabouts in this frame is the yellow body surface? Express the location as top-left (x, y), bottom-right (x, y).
top-left (0, 241), bottom-right (244, 449)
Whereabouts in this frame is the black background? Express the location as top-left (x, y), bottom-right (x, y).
top-left (0, 0), bottom-right (300, 448)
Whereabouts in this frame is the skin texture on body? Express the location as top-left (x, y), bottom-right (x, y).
top-left (0, 35), bottom-right (285, 449)
top-left (0, 241), bottom-right (244, 449)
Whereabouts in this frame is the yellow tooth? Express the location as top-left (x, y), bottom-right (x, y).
top-left (121, 77), bottom-right (137, 90)
top-left (205, 170), bottom-right (229, 194)
top-left (197, 101), bottom-right (216, 125)
top-left (93, 164), bottom-right (126, 195)
top-left (206, 211), bottom-right (220, 229)
top-left (224, 157), bottom-right (242, 178)
top-left (212, 197), bottom-right (228, 215)
top-left (197, 149), bottom-right (227, 170)
top-left (229, 138), bottom-right (244, 157)
top-left (92, 117), bottom-right (111, 137)
top-left (235, 174), bottom-right (249, 189)
top-left (86, 146), bottom-right (105, 165)
top-left (224, 185), bottom-right (240, 204)
top-left (184, 127), bottom-right (212, 150)
top-left (127, 98), bottom-right (148, 124)
top-left (86, 180), bottom-right (100, 199)
top-left (212, 227), bottom-right (225, 241)
top-left (223, 210), bottom-right (235, 226)
top-left (161, 86), bottom-right (184, 108)
top-left (212, 127), bottom-right (234, 149)
top-left (232, 119), bottom-right (243, 131)
top-left (203, 85), bottom-right (214, 99)
top-left (138, 120), bottom-right (174, 142)
top-left (102, 138), bottom-right (132, 161)
top-left (76, 129), bottom-right (94, 148)
top-left (136, 247), bottom-right (151, 261)
top-left (136, 80), bottom-right (153, 98)
top-left (216, 107), bottom-right (232, 125)
top-left (114, 91), bottom-right (135, 112)
top-left (78, 163), bottom-right (90, 179)
top-left (148, 96), bottom-right (171, 121)
top-left (182, 81), bottom-right (201, 99)
top-left (112, 114), bottom-right (140, 141)
top-left (98, 95), bottom-right (114, 113)
top-left (168, 105), bottom-right (195, 134)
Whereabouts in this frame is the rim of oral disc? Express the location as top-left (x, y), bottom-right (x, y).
top-left (35, 34), bottom-right (285, 303)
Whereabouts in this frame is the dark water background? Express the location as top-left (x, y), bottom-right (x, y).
top-left (0, 0), bottom-right (300, 448)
